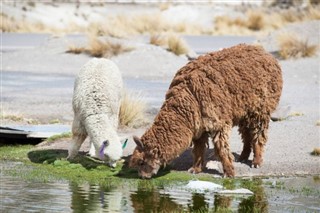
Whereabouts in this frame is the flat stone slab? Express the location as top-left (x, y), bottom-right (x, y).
top-left (0, 125), bottom-right (71, 143)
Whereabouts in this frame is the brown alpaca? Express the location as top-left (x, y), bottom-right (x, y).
top-left (130, 44), bottom-right (283, 178)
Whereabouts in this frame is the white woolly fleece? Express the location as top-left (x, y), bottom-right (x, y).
top-left (85, 114), bottom-right (122, 162)
top-left (71, 58), bottom-right (123, 163)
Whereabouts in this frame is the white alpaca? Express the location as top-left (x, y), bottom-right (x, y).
top-left (68, 58), bottom-right (123, 167)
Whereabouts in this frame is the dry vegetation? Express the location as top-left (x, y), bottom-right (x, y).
top-left (277, 33), bottom-right (318, 59)
top-left (150, 33), bottom-right (190, 56)
top-left (88, 13), bottom-right (205, 38)
top-left (311, 148), bottom-right (320, 156)
top-left (2, 3), bottom-right (320, 37)
top-left (214, 6), bottom-right (320, 35)
top-left (119, 91), bottom-right (146, 128)
top-left (0, 108), bottom-right (40, 124)
top-left (66, 36), bottom-right (133, 58)
top-left (0, 13), bottom-right (83, 34)
top-left (1, 111), bottom-right (24, 122)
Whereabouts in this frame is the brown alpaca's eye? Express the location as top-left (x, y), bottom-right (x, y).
top-left (138, 160), bottom-right (144, 166)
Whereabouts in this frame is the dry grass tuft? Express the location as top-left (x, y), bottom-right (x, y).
top-left (277, 33), bottom-right (318, 59)
top-left (214, 13), bottom-right (259, 35)
top-left (246, 10), bottom-right (265, 31)
top-left (167, 33), bottom-right (190, 55)
top-left (86, 37), bottom-right (133, 58)
top-left (119, 91), bottom-right (146, 128)
top-left (66, 36), bottom-right (133, 58)
top-left (150, 34), bottom-right (168, 47)
top-left (306, 6), bottom-right (320, 19)
top-left (0, 108), bottom-right (41, 124)
top-left (89, 12), bottom-right (205, 38)
top-left (316, 120), bottom-right (320, 126)
top-left (158, 3), bottom-right (171, 11)
top-left (66, 44), bottom-right (85, 54)
top-left (86, 37), bottom-right (111, 57)
top-left (311, 148), bottom-right (320, 156)
top-left (0, 108), bottom-right (24, 122)
top-left (213, 6), bottom-right (320, 35)
top-left (149, 33), bottom-right (190, 56)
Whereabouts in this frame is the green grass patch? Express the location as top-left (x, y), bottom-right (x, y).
top-left (0, 145), bottom-right (219, 189)
top-left (0, 145), bottom-right (33, 161)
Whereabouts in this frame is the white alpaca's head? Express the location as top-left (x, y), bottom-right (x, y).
top-left (99, 135), bottom-right (123, 168)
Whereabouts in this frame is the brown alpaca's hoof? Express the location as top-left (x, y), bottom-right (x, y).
top-left (188, 167), bottom-right (202, 174)
top-left (223, 167), bottom-right (235, 177)
top-left (252, 158), bottom-right (263, 168)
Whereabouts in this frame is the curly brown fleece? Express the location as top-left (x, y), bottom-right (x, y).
top-left (130, 44), bottom-right (283, 178)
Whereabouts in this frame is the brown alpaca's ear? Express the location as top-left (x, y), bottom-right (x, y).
top-left (133, 136), bottom-right (144, 149)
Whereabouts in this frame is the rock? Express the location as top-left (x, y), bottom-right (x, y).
top-left (271, 105), bottom-right (292, 121)
top-left (185, 180), bottom-right (223, 192)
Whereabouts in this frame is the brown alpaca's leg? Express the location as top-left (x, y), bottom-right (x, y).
top-left (211, 126), bottom-right (235, 177)
top-left (251, 117), bottom-right (270, 168)
top-left (188, 133), bottom-right (208, 174)
top-left (239, 115), bottom-right (270, 168)
top-left (238, 123), bottom-right (252, 162)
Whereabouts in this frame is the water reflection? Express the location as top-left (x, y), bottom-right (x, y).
top-left (69, 183), bottom-right (130, 213)
top-left (1, 171), bottom-right (71, 212)
top-left (69, 183), bottom-right (257, 212)
top-left (1, 175), bottom-right (256, 212)
top-left (1, 162), bottom-right (320, 213)
top-left (238, 179), bottom-right (268, 213)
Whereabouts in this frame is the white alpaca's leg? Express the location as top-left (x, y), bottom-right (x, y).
top-left (68, 115), bottom-right (87, 159)
top-left (88, 142), bottom-right (98, 158)
top-left (68, 134), bottom-right (86, 159)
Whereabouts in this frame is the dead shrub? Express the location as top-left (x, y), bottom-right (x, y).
top-left (119, 91), bottom-right (146, 128)
top-left (149, 33), bottom-right (190, 56)
top-left (306, 6), bottom-right (320, 20)
top-left (277, 33), bottom-right (318, 59)
top-left (246, 10), bottom-right (265, 31)
top-left (66, 44), bottom-right (85, 54)
top-left (150, 34), bottom-right (168, 47)
top-left (214, 13), bottom-right (261, 35)
top-left (167, 33), bottom-right (190, 56)
top-left (280, 9), bottom-right (303, 23)
top-left (66, 36), bottom-right (133, 58)
top-left (86, 37), bottom-right (133, 58)
top-left (311, 148), bottom-right (320, 156)
top-left (86, 37), bottom-right (110, 57)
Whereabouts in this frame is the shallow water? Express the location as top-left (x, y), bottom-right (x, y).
top-left (1, 162), bottom-right (319, 213)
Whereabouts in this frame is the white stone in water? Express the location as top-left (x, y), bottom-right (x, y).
top-left (218, 188), bottom-right (254, 195)
top-left (185, 180), bottom-right (223, 192)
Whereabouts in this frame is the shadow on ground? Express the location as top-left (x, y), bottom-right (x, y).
top-left (27, 149), bottom-right (110, 170)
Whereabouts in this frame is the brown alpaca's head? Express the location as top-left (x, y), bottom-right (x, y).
top-left (129, 136), bottom-right (161, 179)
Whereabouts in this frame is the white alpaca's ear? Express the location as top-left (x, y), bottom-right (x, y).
top-left (133, 136), bottom-right (144, 149)
top-left (103, 140), bottom-right (109, 147)
top-left (121, 138), bottom-right (128, 149)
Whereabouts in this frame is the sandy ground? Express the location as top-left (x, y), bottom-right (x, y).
top-left (1, 2), bottom-right (320, 177)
